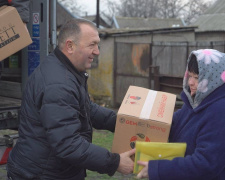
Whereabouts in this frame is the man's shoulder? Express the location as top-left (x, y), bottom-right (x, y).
top-left (33, 54), bottom-right (76, 86)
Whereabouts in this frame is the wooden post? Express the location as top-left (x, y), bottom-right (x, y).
top-left (149, 66), bottom-right (160, 90)
top-left (154, 66), bottom-right (160, 90)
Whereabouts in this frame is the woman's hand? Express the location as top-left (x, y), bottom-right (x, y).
top-left (137, 161), bottom-right (149, 179)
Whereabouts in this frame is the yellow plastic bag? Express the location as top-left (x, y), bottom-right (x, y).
top-left (133, 141), bottom-right (187, 174)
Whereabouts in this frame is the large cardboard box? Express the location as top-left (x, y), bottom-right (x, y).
top-left (112, 86), bottom-right (176, 154)
top-left (0, 6), bottom-right (32, 61)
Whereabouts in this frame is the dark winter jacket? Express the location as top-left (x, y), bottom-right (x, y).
top-left (147, 49), bottom-right (225, 180)
top-left (7, 47), bottom-right (120, 180)
top-left (0, 0), bottom-right (30, 23)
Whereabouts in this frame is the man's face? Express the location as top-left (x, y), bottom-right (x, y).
top-left (188, 72), bottom-right (199, 96)
top-left (71, 24), bottom-right (100, 72)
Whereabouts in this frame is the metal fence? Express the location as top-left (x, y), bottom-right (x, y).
top-left (114, 41), bottom-right (225, 106)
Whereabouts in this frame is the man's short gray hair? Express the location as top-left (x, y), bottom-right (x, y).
top-left (57, 18), bottom-right (97, 50)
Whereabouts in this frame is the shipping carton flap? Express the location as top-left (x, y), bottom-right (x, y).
top-left (118, 86), bottom-right (149, 117)
top-left (0, 6), bottom-right (16, 16)
top-left (0, 6), bottom-right (32, 61)
top-left (118, 86), bottom-right (176, 124)
top-left (0, 5), bottom-right (7, 12)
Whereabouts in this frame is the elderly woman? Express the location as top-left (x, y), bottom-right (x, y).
top-left (137, 49), bottom-right (225, 180)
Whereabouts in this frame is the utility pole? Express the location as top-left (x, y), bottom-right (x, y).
top-left (96, 0), bottom-right (100, 28)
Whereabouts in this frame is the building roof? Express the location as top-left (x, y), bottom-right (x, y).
top-left (112, 16), bottom-right (185, 29)
top-left (203, 0), bottom-right (225, 14)
top-left (56, 1), bottom-right (80, 28)
top-left (192, 13), bottom-right (225, 32)
top-left (98, 26), bottom-right (196, 38)
top-left (56, 1), bottom-right (110, 29)
top-left (82, 15), bottom-right (110, 28)
top-left (191, 0), bottom-right (225, 32)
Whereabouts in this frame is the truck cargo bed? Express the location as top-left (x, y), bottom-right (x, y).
top-left (0, 96), bottom-right (20, 130)
top-left (0, 96), bottom-right (21, 108)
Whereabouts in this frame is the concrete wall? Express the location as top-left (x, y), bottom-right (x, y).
top-left (195, 32), bottom-right (225, 42)
top-left (153, 31), bottom-right (195, 42)
top-left (87, 37), bottom-right (115, 106)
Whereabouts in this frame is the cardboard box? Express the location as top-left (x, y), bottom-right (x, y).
top-left (0, 6), bottom-right (32, 61)
top-left (112, 86), bottom-right (176, 154)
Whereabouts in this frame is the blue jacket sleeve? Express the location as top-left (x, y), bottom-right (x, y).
top-left (148, 101), bottom-right (225, 180)
top-left (90, 101), bottom-right (117, 132)
top-left (168, 108), bottom-right (182, 141)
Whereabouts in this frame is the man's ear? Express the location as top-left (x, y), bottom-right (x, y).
top-left (65, 40), bottom-right (74, 53)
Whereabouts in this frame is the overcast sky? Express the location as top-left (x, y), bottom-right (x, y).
top-left (77, 0), bottom-right (119, 16)
top-left (77, 0), bottom-right (216, 16)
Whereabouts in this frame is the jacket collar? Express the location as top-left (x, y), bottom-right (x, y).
top-left (54, 47), bottom-right (88, 87)
top-left (181, 83), bottom-right (225, 112)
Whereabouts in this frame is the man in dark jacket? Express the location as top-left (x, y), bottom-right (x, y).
top-left (7, 19), bottom-right (135, 180)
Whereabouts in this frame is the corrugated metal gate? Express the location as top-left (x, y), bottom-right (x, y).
top-left (113, 43), bottom-right (151, 106)
top-left (114, 41), bottom-right (225, 106)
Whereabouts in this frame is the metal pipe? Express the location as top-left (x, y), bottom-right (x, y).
top-left (96, 0), bottom-right (100, 28)
top-left (50, 0), bottom-right (57, 51)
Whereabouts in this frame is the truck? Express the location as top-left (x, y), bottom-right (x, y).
top-left (0, 0), bottom-right (57, 164)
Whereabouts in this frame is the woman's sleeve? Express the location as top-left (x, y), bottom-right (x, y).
top-left (148, 102), bottom-right (225, 180)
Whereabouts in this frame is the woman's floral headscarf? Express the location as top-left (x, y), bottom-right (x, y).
top-left (183, 49), bottom-right (225, 108)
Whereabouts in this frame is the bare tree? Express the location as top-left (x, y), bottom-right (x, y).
top-left (58, 0), bottom-right (86, 16)
top-left (100, 0), bottom-right (120, 25)
top-left (57, 0), bottom-right (215, 26)
top-left (104, 0), bottom-right (215, 25)
top-left (156, 0), bottom-right (189, 18)
top-left (115, 0), bottom-right (161, 18)
top-left (182, 0), bottom-right (212, 24)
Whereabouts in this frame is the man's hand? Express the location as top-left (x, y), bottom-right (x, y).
top-left (137, 161), bottom-right (149, 179)
top-left (117, 149), bottom-right (136, 174)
